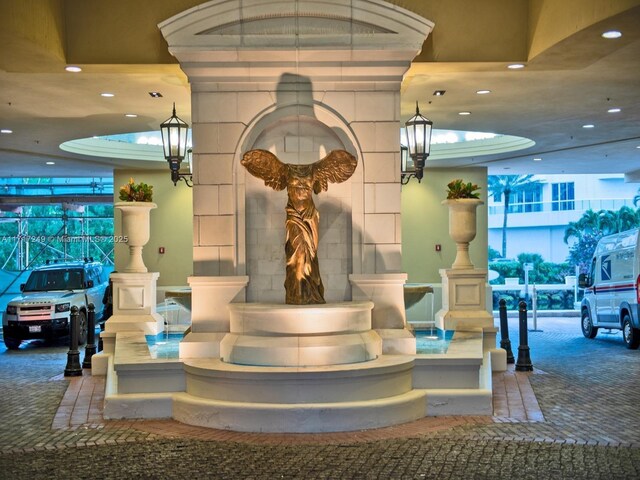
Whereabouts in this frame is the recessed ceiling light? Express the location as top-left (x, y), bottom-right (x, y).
top-left (602, 30), bottom-right (622, 39)
top-left (65, 66), bottom-right (82, 73)
top-left (149, 91), bottom-right (163, 98)
top-left (476, 90), bottom-right (491, 95)
top-left (507, 63), bottom-right (525, 69)
top-left (607, 107), bottom-right (621, 113)
top-left (0, 129), bottom-right (12, 134)
top-left (458, 111), bottom-right (471, 116)
top-left (46, 161), bottom-right (55, 165)
top-left (533, 157), bottom-right (542, 161)
top-left (582, 124), bottom-right (595, 129)
top-left (101, 92), bottom-right (115, 97)
top-left (433, 90), bottom-right (446, 96)
top-left (125, 113), bottom-right (138, 118)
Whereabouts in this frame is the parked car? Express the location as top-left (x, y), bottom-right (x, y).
top-left (2, 261), bottom-right (109, 349)
top-left (578, 228), bottom-right (640, 349)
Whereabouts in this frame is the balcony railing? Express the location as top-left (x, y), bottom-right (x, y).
top-left (489, 198), bottom-right (636, 216)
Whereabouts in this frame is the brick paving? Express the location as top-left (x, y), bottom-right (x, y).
top-left (0, 317), bottom-right (639, 479)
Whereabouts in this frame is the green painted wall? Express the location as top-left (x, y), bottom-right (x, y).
top-left (113, 169), bottom-right (193, 286)
top-left (401, 167), bottom-right (488, 283)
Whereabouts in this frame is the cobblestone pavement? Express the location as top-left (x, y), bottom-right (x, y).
top-left (1, 317), bottom-right (639, 479)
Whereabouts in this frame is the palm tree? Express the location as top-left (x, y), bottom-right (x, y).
top-left (634, 188), bottom-right (640, 207)
top-left (563, 208), bottom-right (621, 244)
top-left (615, 205), bottom-right (639, 233)
top-left (488, 175), bottom-right (542, 258)
top-left (564, 206), bottom-right (640, 273)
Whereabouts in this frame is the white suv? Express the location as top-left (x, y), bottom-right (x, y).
top-left (2, 261), bottom-right (109, 349)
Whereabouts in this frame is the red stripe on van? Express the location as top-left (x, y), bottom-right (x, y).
top-left (594, 283), bottom-right (635, 294)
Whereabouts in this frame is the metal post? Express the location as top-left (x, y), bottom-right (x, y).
top-left (498, 299), bottom-right (515, 364)
top-left (82, 303), bottom-right (97, 369)
top-left (64, 306), bottom-right (83, 377)
top-left (98, 323), bottom-right (104, 352)
top-left (529, 284), bottom-right (543, 332)
top-left (515, 300), bottom-right (533, 372)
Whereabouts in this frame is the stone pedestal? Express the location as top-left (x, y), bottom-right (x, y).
top-left (92, 272), bottom-right (164, 374)
top-left (220, 301), bottom-right (380, 367)
top-left (435, 268), bottom-right (493, 332)
top-left (349, 273), bottom-right (416, 354)
top-left (103, 272), bottom-right (164, 336)
top-left (179, 276), bottom-right (249, 358)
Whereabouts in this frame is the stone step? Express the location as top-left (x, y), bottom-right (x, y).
top-left (183, 355), bottom-right (413, 403)
top-left (172, 389), bottom-right (427, 433)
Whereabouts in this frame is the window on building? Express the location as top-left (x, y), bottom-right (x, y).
top-left (508, 185), bottom-right (543, 213)
top-left (552, 182), bottom-right (575, 211)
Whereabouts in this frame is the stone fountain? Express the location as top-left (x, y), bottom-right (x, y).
top-left (93, 0), bottom-right (503, 433)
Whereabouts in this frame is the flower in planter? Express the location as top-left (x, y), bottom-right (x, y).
top-left (446, 179), bottom-right (481, 199)
top-left (119, 178), bottom-right (153, 202)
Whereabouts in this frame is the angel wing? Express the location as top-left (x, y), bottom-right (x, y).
top-left (311, 150), bottom-right (357, 194)
top-left (241, 149), bottom-right (289, 191)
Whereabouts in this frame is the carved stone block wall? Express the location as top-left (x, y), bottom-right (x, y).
top-left (159, 0), bottom-right (434, 302)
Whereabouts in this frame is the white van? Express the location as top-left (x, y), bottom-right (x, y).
top-left (578, 228), bottom-right (640, 349)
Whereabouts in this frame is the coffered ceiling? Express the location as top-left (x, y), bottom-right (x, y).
top-left (1, 0), bottom-right (639, 180)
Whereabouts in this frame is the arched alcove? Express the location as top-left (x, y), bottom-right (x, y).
top-left (236, 104), bottom-right (363, 303)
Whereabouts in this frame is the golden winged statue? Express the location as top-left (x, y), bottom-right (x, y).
top-left (241, 149), bottom-right (357, 305)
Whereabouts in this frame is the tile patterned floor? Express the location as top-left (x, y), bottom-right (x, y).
top-left (3, 319), bottom-right (639, 479)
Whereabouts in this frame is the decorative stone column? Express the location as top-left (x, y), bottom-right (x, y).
top-left (92, 203), bottom-right (161, 375)
top-left (436, 197), bottom-right (506, 371)
top-left (91, 271), bottom-right (165, 375)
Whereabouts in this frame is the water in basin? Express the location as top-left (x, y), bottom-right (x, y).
top-left (146, 333), bottom-right (183, 359)
top-left (415, 329), bottom-right (453, 354)
top-left (146, 330), bottom-right (453, 359)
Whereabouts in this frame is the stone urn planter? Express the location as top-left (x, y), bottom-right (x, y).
top-left (442, 198), bottom-right (484, 269)
top-left (115, 201), bottom-right (156, 273)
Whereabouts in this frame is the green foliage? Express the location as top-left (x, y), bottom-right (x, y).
top-left (446, 179), bottom-right (481, 199)
top-left (118, 178), bottom-right (153, 202)
top-left (489, 261), bottom-right (520, 283)
top-left (516, 252), bottom-right (544, 266)
top-left (564, 206), bottom-right (640, 272)
top-left (489, 254), bottom-right (572, 285)
top-left (0, 204), bottom-right (114, 270)
top-left (488, 246), bottom-right (502, 261)
top-left (492, 289), bottom-right (576, 310)
top-left (487, 175), bottom-right (541, 199)
top-left (487, 175), bottom-right (544, 258)
top-left (567, 231), bottom-right (602, 274)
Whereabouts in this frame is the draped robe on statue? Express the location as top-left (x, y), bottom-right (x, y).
top-left (241, 149), bottom-right (357, 305)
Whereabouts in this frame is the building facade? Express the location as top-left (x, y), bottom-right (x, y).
top-left (488, 174), bottom-right (640, 263)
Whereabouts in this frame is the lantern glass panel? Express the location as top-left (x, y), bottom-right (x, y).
top-left (401, 146), bottom-right (415, 174)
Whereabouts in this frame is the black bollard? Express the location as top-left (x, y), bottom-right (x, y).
top-left (515, 300), bottom-right (533, 372)
top-left (82, 303), bottom-right (97, 369)
top-left (498, 299), bottom-right (515, 364)
top-left (64, 306), bottom-right (83, 377)
top-left (98, 322), bottom-right (104, 352)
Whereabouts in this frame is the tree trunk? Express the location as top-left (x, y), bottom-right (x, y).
top-left (502, 192), bottom-right (510, 258)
